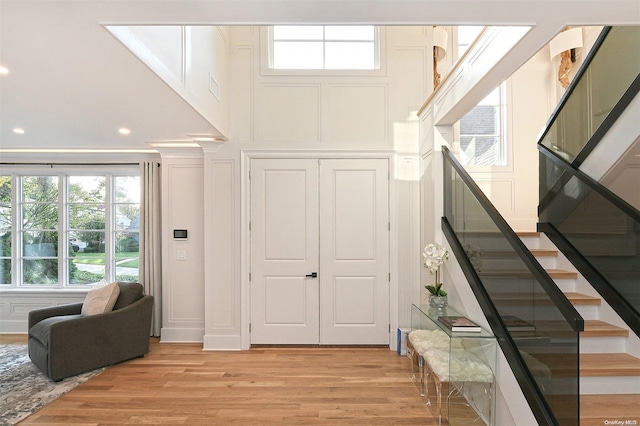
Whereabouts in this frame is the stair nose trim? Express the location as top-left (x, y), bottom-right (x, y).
top-left (580, 353), bottom-right (640, 376)
top-left (582, 320), bottom-right (629, 337)
top-left (565, 292), bottom-right (601, 305)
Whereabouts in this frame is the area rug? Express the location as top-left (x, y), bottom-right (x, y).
top-left (0, 344), bottom-right (104, 425)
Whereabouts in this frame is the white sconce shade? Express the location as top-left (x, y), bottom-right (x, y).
top-left (549, 27), bottom-right (583, 62)
top-left (433, 27), bottom-right (448, 61)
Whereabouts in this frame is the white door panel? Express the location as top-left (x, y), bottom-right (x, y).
top-left (319, 159), bottom-right (390, 345)
top-left (250, 159), bottom-right (319, 344)
top-left (250, 158), bottom-right (389, 345)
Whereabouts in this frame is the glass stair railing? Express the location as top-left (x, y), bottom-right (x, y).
top-left (443, 146), bottom-right (583, 426)
top-left (537, 26), bottom-right (640, 335)
top-left (539, 26), bottom-right (640, 166)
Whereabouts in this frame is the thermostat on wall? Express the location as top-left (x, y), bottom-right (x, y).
top-left (173, 229), bottom-right (188, 239)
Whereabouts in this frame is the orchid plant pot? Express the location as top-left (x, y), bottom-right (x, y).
top-left (428, 294), bottom-right (448, 309)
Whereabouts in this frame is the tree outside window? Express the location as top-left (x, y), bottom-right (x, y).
top-left (22, 176), bottom-right (59, 285)
top-left (0, 176), bottom-right (11, 285)
top-left (1, 171), bottom-right (140, 287)
top-left (114, 176), bottom-right (140, 283)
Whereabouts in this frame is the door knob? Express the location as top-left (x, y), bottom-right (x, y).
top-left (305, 272), bottom-right (318, 278)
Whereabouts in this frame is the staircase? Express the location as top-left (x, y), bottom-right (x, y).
top-left (519, 232), bottom-right (640, 426)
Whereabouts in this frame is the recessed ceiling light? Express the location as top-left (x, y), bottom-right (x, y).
top-left (0, 66), bottom-right (9, 75)
top-left (118, 128), bottom-right (131, 135)
top-left (13, 128), bottom-right (25, 134)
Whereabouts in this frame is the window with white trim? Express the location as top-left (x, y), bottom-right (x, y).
top-left (458, 84), bottom-right (508, 166)
top-left (456, 26), bottom-right (508, 167)
top-left (0, 170), bottom-right (140, 288)
top-left (270, 25), bottom-right (379, 70)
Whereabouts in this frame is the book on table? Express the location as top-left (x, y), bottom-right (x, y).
top-left (502, 315), bottom-right (535, 332)
top-left (438, 315), bottom-right (482, 332)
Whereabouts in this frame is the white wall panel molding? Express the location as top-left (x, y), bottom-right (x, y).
top-left (161, 160), bottom-right (205, 342)
top-left (0, 293), bottom-right (85, 333)
top-left (230, 45), bottom-right (255, 143)
top-left (257, 83), bottom-right (322, 143)
top-left (203, 158), bottom-right (241, 351)
top-left (325, 83), bottom-right (388, 145)
top-left (474, 178), bottom-right (516, 214)
top-left (390, 46), bottom-right (429, 119)
top-left (241, 149), bottom-right (394, 159)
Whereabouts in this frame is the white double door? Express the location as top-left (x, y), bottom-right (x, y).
top-left (250, 158), bottom-right (390, 345)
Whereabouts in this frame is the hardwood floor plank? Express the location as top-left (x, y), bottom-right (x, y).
top-left (17, 338), bottom-right (437, 425)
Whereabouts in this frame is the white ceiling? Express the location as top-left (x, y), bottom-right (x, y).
top-left (1, 0), bottom-right (639, 153)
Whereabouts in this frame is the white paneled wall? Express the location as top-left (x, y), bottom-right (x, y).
top-left (162, 26), bottom-right (433, 348)
top-left (160, 157), bottom-right (206, 342)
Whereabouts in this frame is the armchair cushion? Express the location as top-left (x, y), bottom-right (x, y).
top-left (113, 282), bottom-right (143, 310)
top-left (81, 281), bottom-right (120, 316)
top-left (30, 314), bottom-right (82, 347)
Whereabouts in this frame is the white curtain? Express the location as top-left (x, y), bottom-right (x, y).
top-left (140, 161), bottom-right (162, 336)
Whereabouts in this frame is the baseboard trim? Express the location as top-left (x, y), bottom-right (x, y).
top-left (203, 334), bottom-right (242, 351)
top-left (160, 327), bottom-right (204, 343)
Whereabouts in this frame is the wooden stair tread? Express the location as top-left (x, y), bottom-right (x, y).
top-left (581, 353), bottom-right (640, 376)
top-left (580, 394), bottom-right (640, 425)
top-left (582, 320), bottom-right (629, 337)
top-left (565, 292), bottom-right (601, 305)
top-left (516, 231), bottom-right (540, 237)
top-left (477, 248), bottom-right (558, 258)
top-left (477, 268), bottom-right (577, 279)
top-left (546, 268), bottom-right (579, 279)
top-left (530, 248), bottom-right (558, 257)
top-left (490, 293), bottom-right (592, 307)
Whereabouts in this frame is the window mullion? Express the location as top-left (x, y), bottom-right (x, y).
top-left (13, 174), bottom-right (21, 287)
top-left (322, 25), bottom-right (326, 69)
top-left (59, 175), bottom-right (67, 287)
top-left (105, 174), bottom-right (113, 281)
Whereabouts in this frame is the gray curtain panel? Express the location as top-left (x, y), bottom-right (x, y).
top-left (140, 161), bottom-right (162, 336)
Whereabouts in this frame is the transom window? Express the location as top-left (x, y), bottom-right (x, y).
top-left (0, 170), bottom-right (140, 288)
top-left (271, 25), bottom-right (378, 70)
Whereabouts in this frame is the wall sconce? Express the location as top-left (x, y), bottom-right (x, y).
top-left (433, 26), bottom-right (448, 89)
top-left (549, 27), bottom-right (583, 89)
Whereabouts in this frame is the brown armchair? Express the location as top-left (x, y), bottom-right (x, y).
top-left (28, 282), bottom-right (153, 381)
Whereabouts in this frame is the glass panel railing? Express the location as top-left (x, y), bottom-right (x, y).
top-left (537, 25), bottom-right (640, 333)
top-left (539, 149), bottom-right (640, 322)
top-left (443, 146), bottom-right (582, 425)
top-left (539, 26), bottom-right (640, 164)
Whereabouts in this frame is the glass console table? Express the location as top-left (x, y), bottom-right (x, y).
top-left (408, 304), bottom-right (497, 425)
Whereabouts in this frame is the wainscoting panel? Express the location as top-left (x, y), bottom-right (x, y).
top-left (0, 293), bottom-right (85, 333)
top-left (475, 178), bottom-right (515, 214)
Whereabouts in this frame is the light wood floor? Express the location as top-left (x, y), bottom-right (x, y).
top-left (8, 337), bottom-right (438, 425)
